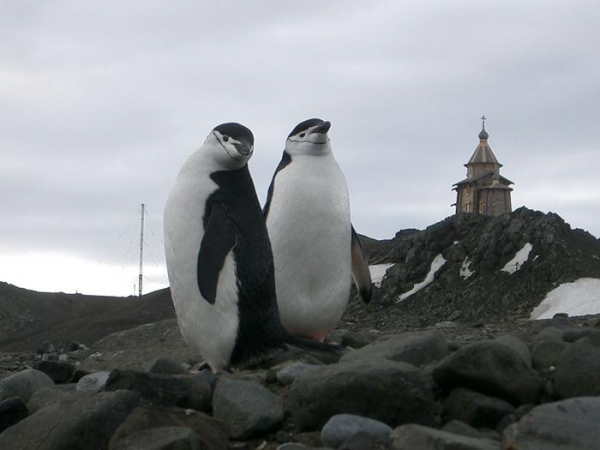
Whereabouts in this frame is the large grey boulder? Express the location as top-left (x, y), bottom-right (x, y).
top-left (76, 371), bottom-right (110, 392)
top-left (276, 362), bottom-right (320, 386)
top-left (104, 369), bottom-right (211, 412)
top-left (109, 405), bottom-right (228, 450)
top-left (287, 358), bottom-right (434, 430)
top-left (0, 369), bottom-right (55, 403)
top-left (321, 414), bottom-right (392, 448)
top-left (213, 378), bottom-right (284, 440)
top-left (340, 330), bottom-right (448, 367)
top-left (27, 385), bottom-right (82, 413)
top-left (0, 390), bottom-right (139, 450)
top-left (503, 397), bottom-right (600, 449)
top-left (432, 341), bottom-right (544, 405)
top-left (391, 424), bottom-right (500, 450)
top-left (554, 333), bottom-right (600, 398)
top-left (531, 340), bottom-right (568, 370)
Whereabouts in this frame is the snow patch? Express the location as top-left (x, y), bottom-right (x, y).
top-left (369, 263), bottom-right (395, 288)
top-left (397, 254), bottom-right (447, 302)
top-left (501, 243), bottom-right (533, 274)
top-left (530, 278), bottom-right (600, 320)
top-left (460, 257), bottom-right (474, 279)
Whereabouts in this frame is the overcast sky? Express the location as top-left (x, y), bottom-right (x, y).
top-left (1, 1), bottom-right (599, 296)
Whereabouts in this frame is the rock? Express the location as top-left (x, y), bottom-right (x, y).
top-left (340, 330), bottom-right (448, 367)
top-left (432, 341), bottom-right (544, 405)
top-left (391, 424), bottom-right (500, 450)
top-left (562, 327), bottom-right (600, 342)
top-left (442, 388), bottom-right (515, 428)
top-left (104, 369), bottom-right (211, 412)
top-left (287, 359), bottom-right (434, 430)
top-left (0, 390), bottom-right (139, 450)
top-left (531, 340), bottom-right (568, 370)
top-left (321, 414), bottom-right (392, 448)
top-left (532, 326), bottom-right (564, 345)
top-left (146, 356), bottom-right (187, 375)
top-left (0, 397), bottom-right (28, 433)
top-left (276, 362), bottom-right (320, 386)
top-left (213, 378), bottom-right (284, 440)
top-left (76, 371), bottom-right (110, 392)
top-left (554, 333), bottom-right (600, 398)
top-left (341, 332), bottom-right (378, 349)
top-left (27, 385), bottom-right (83, 413)
top-left (35, 361), bottom-right (75, 383)
top-left (494, 335), bottom-right (531, 366)
top-left (0, 369), bottom-right (55, 403)
top-left (339, 432), bottom-right (389, 450)
top-left (36, 341), bottom-right (56, 355)
top-left (109, 405), bottom-right (228, 450)
top-left (503, 397), bottom-right (600, 449)
top-left (64, 341), bottom-right (82, 352)
top-left (110, 426), bottom-right (202, 450)
top-left (277, 444), bottom-right (322, 450)
top-left (441, 420), bottom-right (484, 439)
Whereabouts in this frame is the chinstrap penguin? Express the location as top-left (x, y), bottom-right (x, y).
top-left (264, 118), bottom-right (372, 342)
top-left (164, 122), bottom-right (335, 371)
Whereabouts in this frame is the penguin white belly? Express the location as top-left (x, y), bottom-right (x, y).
top-left (164, 176), bottom-right (240, 370)
top-left (267, 155), bottom-right (351, 340)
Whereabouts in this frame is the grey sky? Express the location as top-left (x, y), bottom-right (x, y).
top-left (1, 1), bottom-right (599, 295)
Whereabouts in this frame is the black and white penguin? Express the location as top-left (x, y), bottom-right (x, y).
top-left (264, 118), bottom-right (372, 342)
top-left (164, 122), bottom-right (317, 371)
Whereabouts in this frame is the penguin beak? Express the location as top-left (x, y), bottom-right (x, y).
top-left (310, 121), bottom-right (331, 135)
top-left (233, 142), bottom-right (253, 156)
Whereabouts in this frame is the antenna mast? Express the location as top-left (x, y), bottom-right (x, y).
top-left (138, 203), bottom-right (145, 297)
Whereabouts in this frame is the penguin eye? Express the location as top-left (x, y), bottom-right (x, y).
top-left (299, 133), bottom-right (306, 138)
top-left (223, 136), bottom-right (229, 142)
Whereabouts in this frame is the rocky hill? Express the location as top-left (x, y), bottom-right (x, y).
top-left (345, 207), bottom-right (600, 332)
top-left (0, 283), bottom-right (174, 352)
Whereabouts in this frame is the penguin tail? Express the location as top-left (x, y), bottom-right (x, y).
top-left (283, 334), bottom-right (345, 358)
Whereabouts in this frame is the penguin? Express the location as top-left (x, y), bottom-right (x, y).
top-left (164, 122), bottom-right (334, 372)
top-left (264, 118), bottom-right (372, 342)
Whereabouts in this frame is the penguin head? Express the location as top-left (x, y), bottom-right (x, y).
top-left (204, 122), bottom-right (254, 169)
top-left (285, 118), bottom-right (331, 156)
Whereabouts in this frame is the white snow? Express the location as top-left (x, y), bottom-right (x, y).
top-left (501, 243), bottom-right (533, 274)
top-left (397, 254), bottom-right (447, 302)
top-left (460, 257), bottom-right (474, 279)
top-left (369, 263), bottom-right (395, 287)
top-left (530, 278), bottom-right (600, 320)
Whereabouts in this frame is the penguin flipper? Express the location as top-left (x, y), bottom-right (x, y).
top-left (351, 226), bottom-right (372, 304)
top-left (197, 203), bottom-right (237, 305)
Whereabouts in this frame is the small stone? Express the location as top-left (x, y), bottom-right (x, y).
top-left (36, 341), bottom-right (56, 355)
top-left (442, 420), bottom-right (484, 439)
top-left (287, 359), bottom-right (434, 430)
top-left (0, 369), bottom-right (55, 403)
top-left (213, 378), bottom-right (284, 440)
top-left (391, 424), bottom-right (499, 450)
top-left (443, 388), bottom-right (515, 428)
top-left (562, 328), bottom-right (600, 343)
top-left (433, 340), bottom-right (544, 405)
top-left (76, 371), bottom-right (110, 392)
top-left (321, 414), bottom-right (392, 448)
top-left (64, 341), bottom-right (81, 352)
top-left (35, 360), bottom-right (75, 384)
top-left (341, 332), bottom-right (377, 349)
top-left (146, 357), bottom-right (187, 375)
top-left (340, 330), bottom-right (448, 368)
top-left (0, 398), bottom-right (29, 433)
top-left (276, 362), bottom-right (320, 386)
top-left (110, 426), bottom-right (202, 450)
top-left (105, 370), bottom-right (211, 412)
top-left (109, 405), bottom-right (228, 450)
